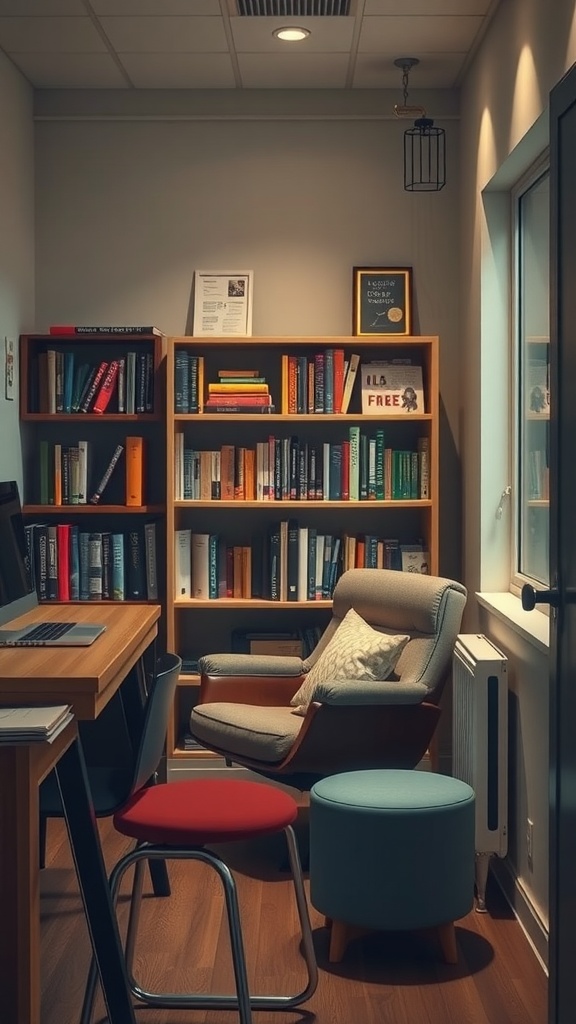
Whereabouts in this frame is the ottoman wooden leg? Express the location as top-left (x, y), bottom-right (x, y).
top-left (436, 922), bottom-right (458, 964)
top-left (328, 920), bottom-right (372, 963)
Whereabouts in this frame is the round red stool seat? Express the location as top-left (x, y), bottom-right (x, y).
top-left (114, 778), bottom-right (298, 846)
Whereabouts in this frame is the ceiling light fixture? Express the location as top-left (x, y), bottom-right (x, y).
top-left (273, 26), bottom-right (310, 41)
top-left (393, 57), bottom-right (446, 193)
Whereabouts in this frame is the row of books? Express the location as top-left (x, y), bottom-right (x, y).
top-left (24, 522), bottom-right (158, 602)
top-left (37, 437), bottom-right (145, 506)
top-left (30, 349), bottom-right (154, 415)
top-left (174, 431), bottom-right (430, 502)
top-left (174, 525), bottom-right (429, 602)
top-left (282, 350), bottom-right (359, 414)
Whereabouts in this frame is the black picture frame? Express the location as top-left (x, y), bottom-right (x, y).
top-left (353, 267), bottom-right (413, 336)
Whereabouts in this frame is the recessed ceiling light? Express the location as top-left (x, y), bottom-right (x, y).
top-left (273, 27), bottom-right (310, 42)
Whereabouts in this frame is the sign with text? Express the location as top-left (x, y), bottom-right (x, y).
top-left (353, 267), bottom-right (412, 336)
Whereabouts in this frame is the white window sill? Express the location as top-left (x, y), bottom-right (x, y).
top-left (476, 592), bottom-right (549, 656)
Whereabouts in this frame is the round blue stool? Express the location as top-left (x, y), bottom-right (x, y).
top-left (309, 769), bottom-right (475, 963)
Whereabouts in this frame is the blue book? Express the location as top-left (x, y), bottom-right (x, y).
top-left (112, 533), bottom-right (125, 600)
top-left (69, 525), bottom-right (80, 600)
top-left (63, 352), bottom-right (75, 413)
top-left (307, 528), bottom-right (317, 600)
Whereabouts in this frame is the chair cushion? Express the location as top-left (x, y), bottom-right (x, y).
top-left (290, 607), bottom-right (410, 716)
top-left (114, 779), bottom-right (298, 845)
top-left (190, 703), bottom-right (302, 763)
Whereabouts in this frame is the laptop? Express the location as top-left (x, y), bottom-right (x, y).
top-left (0, 481), bottom-right (106, 647)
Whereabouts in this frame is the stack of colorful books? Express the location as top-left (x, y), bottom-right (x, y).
top-left (204, 369), bottom-right (274, 413)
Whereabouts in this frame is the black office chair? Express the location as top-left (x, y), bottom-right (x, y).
top-left (39, 653), bottom-right (182, 886)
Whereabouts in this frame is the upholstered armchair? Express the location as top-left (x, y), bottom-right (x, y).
top-left (189, 568), bottom-right (467, 790)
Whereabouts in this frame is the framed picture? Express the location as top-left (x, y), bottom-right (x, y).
top-left (193, 270), bottom-right (254, 337)
top-left (353, 267), bottom-right (412, 336)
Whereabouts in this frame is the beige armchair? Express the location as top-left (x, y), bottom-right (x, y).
top-left (190, 568), bottom-right (467, 790)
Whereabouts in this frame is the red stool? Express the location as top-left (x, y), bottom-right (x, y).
top-left (80, 779), bottom-right (317, 1024)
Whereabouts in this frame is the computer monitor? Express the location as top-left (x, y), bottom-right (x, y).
top-left (0, 480), bottom-right (37, 627)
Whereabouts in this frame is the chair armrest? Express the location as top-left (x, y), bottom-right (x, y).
top-left (311, 680), bottom-right (430, 706)
top-left (200, 672), bottom-right (305, 706)
top-left (199, 653), bottom-right (305, 677)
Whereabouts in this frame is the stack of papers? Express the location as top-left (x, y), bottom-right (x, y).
top-left (0, 704), bottom-right (73, 743)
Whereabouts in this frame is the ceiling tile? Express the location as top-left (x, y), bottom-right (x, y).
top-left (119, 52), bottom-right (237, 88)
top-left (364, 0), bottom-right (493, 13)
top-left (353, 51), bottom-right (466, 89)
top-left (10, 52), bottom-right (128, 87)
top-left (358, 15), bottom-right (484, 53)
top-left (99, 16), bottom-right (228, 53)
top-left (230, 15), bottom-right (355, 52)
top-left (0, 0), bottom-right (84, 13)
top-left (237, 52), bottom-right (349, 89)
top-left (92, 0), bottom-right (220, 13)
top-left (0, 16), bottom-right (106, 52)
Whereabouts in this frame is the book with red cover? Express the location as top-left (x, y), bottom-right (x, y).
top-left (57, 523), bottom-right (71, 601)
top-left (204, 393), bottom-right (270, 406)
top-left (49, 325), bottom-right (161, 336)
top-left (92, 360), bottom-right (120, 414)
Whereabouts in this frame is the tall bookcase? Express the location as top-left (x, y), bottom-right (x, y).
top-left (165, 334), bottom-right (439, 777)
top-left (19, 331), bottom-right (167, 638)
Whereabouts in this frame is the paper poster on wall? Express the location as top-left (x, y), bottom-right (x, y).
top-left (4, 337), bottom-right (15, 400)
top-left (192, 270), bottom-right (253, 337)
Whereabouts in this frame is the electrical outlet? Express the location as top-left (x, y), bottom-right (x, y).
top-left (526, 818), bottom-right (534, 866)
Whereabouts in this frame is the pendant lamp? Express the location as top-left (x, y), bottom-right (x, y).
top-left (394, 58), bottom-right (446, 192)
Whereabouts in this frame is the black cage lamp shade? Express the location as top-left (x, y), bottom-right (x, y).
top-left (394, 58), bottom-right (446, 193)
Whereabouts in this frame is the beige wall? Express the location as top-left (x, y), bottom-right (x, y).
top-left (0, 52), bottom-right (34, 494)
top-left (460, 0), bottom-right (576, 962)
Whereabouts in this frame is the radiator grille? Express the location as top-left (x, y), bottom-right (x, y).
top-left (236, 1), bottom-right (350, 15)
top-left (452, 634), bottom-right (508, 857)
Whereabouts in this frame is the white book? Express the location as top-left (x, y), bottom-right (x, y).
top-left (340, 352), bottom-right (360, 414)
top-left (191, 533), bottom-right (210, 599)
top-left (77, 440), bottom-right (88, 504)
top-left (174, 432), bottom-right (184, 501)
top-left (174, 528), bottom-right (191, 597)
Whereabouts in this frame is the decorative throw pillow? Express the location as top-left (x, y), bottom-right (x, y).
top-left (290, 607), bottom-right (410, 716)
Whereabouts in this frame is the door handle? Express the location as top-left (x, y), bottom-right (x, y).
top-left (521, 584), bottom-right (559, 610)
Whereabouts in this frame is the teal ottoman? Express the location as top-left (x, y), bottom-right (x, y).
top-left (309, 769), bottom-right (475, 963)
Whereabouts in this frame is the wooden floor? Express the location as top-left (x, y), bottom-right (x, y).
top-left (40, 814), bottom-right (547, 1024)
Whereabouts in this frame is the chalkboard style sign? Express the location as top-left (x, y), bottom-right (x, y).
top-left (353, 267), bottom-right (412, 336)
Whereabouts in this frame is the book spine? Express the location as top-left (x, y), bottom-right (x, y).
top-left (50, 325), bottom-right (160, 335)
top-left (79, 531), bottom-right (90, 600)
top-left (56, 523), bottom-right (70, 600)
top-left (101, 532), bottom-right (112, 599)
top-left (375, 429), bottom-right (385, 500)
top-left (144, 522), bottom-right (158, 600)
top-left (349, 426), bottom-right (360, 501)
top-left (191, 533), bottom-right (210, 599)
top-left (127, 529), bottom-right (146, 598)
top-left (89, 444), bottom-right (124, 504)
top-left (174, 529), bottom-right (191, 597)
top-left (174, 349), bottom-right (190, 413)
top-left (92, 360), bottom-right (120, 414)
top-left (324, 348), bottom-right (334, 414)
top-left (63, 352), bottom-right (74, 413)
top-left (88, 532), bottom-right (103, 600)
top-left (125, 436), bottom-right (144, 506)
top-left (340, 353), bottom-right (360, 414)
top-left (47, 525), bottom-right (58, 599)
top-left (34, 525), bottom-right (48, 601)
top-left (117, 357), bottom-right (125, 413)
top-left (69, 525), bottom-right (80, 600)
top-left (287, 518), bottom-right (299, 601)
top-left (81, 360), bottom-right (108, 413)
top-left (314, 353), bottom-right (325, 413)
top-left (209, 534), bottom-right (219, 599)
top-left (111, 533), bottom-right (125, 600)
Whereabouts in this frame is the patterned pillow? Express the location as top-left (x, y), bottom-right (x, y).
top-left (290, 607), bottom-right (410, 716)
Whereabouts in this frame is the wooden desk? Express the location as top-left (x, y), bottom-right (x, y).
top-left (0, 602), bottom-right (160, 1024)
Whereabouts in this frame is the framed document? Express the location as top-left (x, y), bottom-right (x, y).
top-left (353, 267), bottom-right (412, 336)
top-left (193, 270), bottom-right (254, 337)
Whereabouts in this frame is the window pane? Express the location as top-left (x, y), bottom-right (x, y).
top-left (518, 170), bottom-right (549, 584)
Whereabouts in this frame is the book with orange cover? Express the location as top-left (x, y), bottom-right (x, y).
top-left (244, 447), bottom-right (255, 501)
top-left (125, 435), bottom-right (145, 506)
top-left (220, 444), bottom-right (235, 500)
top-left (208, 382), bottom-right (269, 393)
top-left (54, 443), bottom-right (62, 506)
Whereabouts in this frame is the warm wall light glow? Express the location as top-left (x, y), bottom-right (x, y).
top-left (273, 27), bottom-right (310, 41)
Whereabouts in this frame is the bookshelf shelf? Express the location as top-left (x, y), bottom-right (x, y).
top-left (19, 330), bottom-right (167, 622)
top-left (165, 333), bottom-right (439, 774)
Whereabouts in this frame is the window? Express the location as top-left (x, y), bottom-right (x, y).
top-left (513, 162), bottom-right (550, 588)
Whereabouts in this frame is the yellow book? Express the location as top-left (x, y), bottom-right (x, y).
top-left (208, 382), bottom-right (269, 393)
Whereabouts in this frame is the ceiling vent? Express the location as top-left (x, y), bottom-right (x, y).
top-left (236, 1), bottom-right (350, 15)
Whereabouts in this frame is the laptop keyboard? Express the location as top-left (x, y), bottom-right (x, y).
top-left (22, 622), bottom-right (75, 641)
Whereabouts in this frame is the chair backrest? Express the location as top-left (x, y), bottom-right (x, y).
top-left (304, 568), bottom-right (467, 702)
top-left (130, 652), bottom-right (182, 796)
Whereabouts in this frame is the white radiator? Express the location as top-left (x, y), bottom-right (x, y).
top-left (452, 634), bottom-right (508, 860)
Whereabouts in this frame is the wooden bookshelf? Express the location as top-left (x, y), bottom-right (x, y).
top-left (165, 334), bottom-right (439, 774)
top-left (19, 331), bottom-right (167, 625)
